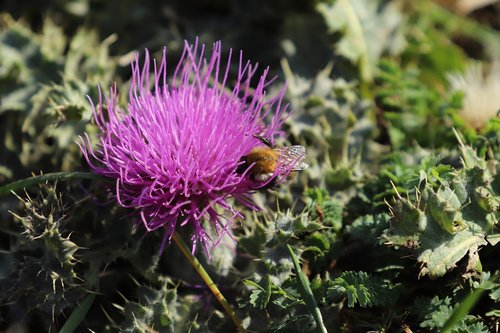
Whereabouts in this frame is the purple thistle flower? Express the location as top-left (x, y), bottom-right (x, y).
top-left (78, 40), bottom-right (295, 253)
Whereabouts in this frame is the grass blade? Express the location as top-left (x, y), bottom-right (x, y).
top-left (58, 293), bottom-right (96, 333)
top-left (0, 172), bottom-right (108, 197)
top-left (286, 244), bottom-right (328, 333)
top-left (441, 274), bottom-right (497, 333)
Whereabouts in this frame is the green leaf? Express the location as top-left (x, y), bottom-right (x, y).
top-left (441, 286), bottom-right (488, 333)
top-left (418, 228), bottom-right (486, 278)
top-left (325, 271), bottom-right (398, 308)
top-left (58, 293), bottom-right (96, 333)
top-left (317, 0), bottom-right (405, 83)
top-left (375, 60), bottom-right (467, 149)
top-left (450, 322), bottom-right (489, 333)
top-left (383, 141), bottom-right (498, 278)
top-left (275, 210), bottom-right (322, 240)
top-left (119, 281), bottom-right (180, 333)
top-left (305, 187), bottom-right (344, 231)
top-left (428, 187), bottom-right (466, 234)
top-left (286, 244), bottom-right (327, 333)
top-left (0, 172), bottom-right (108, 197)
top-left (348, 214), bottom-right (390, 245)
top-left (247, 275), bottom-right (273, 310)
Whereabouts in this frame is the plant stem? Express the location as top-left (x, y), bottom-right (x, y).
top-left (171, 231), bottom-right (248, 333)
top-left (0, 171), bottom-right (109, 197)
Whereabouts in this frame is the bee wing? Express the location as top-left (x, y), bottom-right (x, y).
top-left (275, 145), bottom-right (308, 171)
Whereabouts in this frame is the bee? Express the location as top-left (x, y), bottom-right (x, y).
top-left (237, 136), bottom-right (308, 186)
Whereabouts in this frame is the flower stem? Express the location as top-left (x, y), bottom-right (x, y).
top-left (171, 231), bottom-right (248, 333)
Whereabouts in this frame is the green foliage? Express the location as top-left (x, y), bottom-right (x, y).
top-left (375, 59), bottom-right (468, 149)
top-left (404, 1), bottom-right (500, 74)
top-left (304, 187), bottom-right (343, 231)
top-left (59, 294), bottom-right (96, 333)
top-left (347, 213), bottom-right (389, 245)
top-left (116, 280), bottom-right (182, 333)
top-left (324, 271), bottom-right (399, 308)
top-left (0, 14), bottom-right (117, 177)
top-left (275, 209), bottom-right (323, 240)
top-left (317, 0), bottom-right (406, 83)
top-left (401, 3), bottom-right (468, 82)
top-left (413, 296), bottom-right (490, 333)
top-left (383, 140), bottom-right (498, 278)
top-left (2, 183), bottom-right (85, 318)
top-left (1, 0), bottom-right (500, 332)
top-left (246, 275), bottom-right (273, 310)
top-left (282, 58), bottom-right (374, 181)
top-left (287, 244), bottom-right (327, 333)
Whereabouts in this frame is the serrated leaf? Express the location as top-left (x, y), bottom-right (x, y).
top-left (349, 214), bottom-right (390, 245)
top-left (325, 271), bottom-right (398, 308)
top-left (418, 297), bottom-right (455, 329)
top-left (442, 286), bottom-right (489, 333)
top-left (450, 322), bottom-right (489, 333)
top-left (248, 275), bottom-right (272, 310)
top-left (275, 210), bottom-right (322, 240)
top-left (414, 212), bottom-right (486, 278)
top-left (384, 142), bottom-right (498, 278)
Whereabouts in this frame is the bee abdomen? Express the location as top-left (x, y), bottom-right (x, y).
top-left (253, 172), bottom-right (274, 182)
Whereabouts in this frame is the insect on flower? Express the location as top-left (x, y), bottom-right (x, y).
top-left (238, 135), bottom-right (308, 188)
top-left (78, 39), bottom-right (301, 254)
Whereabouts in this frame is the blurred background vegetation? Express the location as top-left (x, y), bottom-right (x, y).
top-left (0, 0), bottom-right (499, 332)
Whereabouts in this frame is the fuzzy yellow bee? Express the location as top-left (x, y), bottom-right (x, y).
top-left (238, 136), bottom-right (308, 186)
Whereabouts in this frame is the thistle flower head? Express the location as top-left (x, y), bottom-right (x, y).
top-left (447, 62), bottom-right (500, 129)
top-left (79, 40), bottom-right (298, 253)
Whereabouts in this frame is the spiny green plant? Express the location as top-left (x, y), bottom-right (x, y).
top-left (0, 14), bottom-right (117, 177)
top-left (383, 135), bottom-right (498, 278)
top-left (109, 278), bottom-right (198, 333)
top-left (4, 182), bottom-right (85, 319)
top-left (282, 59), bottom-right (375, 189)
